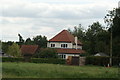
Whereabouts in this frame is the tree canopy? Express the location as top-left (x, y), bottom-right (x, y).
top-left (6, 43), bottom-right (21, 57)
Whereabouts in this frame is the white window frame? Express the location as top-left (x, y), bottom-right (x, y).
top-left (61, 44), bottom-right (68, 48)
top-left (51, 44), bottom-right (55, 47)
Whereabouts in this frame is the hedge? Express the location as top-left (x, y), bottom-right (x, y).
top-left (2, 57), bottom-right (24, 62)
top-left (85, 56), bottom-right (120, 66)
top-left (31, 58), bottom-right (65, 64)
top-left (1, 57), bottom-right (66, 64)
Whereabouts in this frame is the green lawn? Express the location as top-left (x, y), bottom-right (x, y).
top-left (2, 62), bottom-right (119, 78)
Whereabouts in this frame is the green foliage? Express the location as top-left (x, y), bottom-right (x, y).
top-left (34, 48), bottom-right (58, 58)
top-left (68, 22), bottom-right (109, 55)
top-left (17, 34), bottom-right (48, 48)
top-left (31, 58), bottom-right (65, 64)
top-left (2, 57), bottom-right (24, 62)
top-left (113, 15), bottom-right (120, 37)
top-left (25, 38), bottom-right (34, 45)
top-left (2, 57), bottom-right (65, 64)
top-left (68, 24), bottom-right (85, 41)
top-left (86, 56), bottom-right (120, 66)
top-left (2, 62), bottom-right (118, 78)
top-left (33, 35), bottom-right (47, 48)
top-left (104, 8), bottom-right (120, 57)
top-left (18, 34), bottom-right (24, 43)
top-left (2, 41), bottom-right (14, 53)
top-left (6, 43), bottom-right (21, 57)
top-left (85, 22), bottom-right (104, 54)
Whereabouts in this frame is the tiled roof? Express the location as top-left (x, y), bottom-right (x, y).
top-left (49, 30), bottom-right (82, 45)
top-left (20, 45), bottom-right (39, 55)
top-left (56, 48), bottom-right (85, 54)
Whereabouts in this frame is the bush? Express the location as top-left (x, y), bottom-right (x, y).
top-left (34, 48), bottom-right (58, 58)
top-left (1, 57), bottom-right (65, 64)
top-left (2, 57), bottom-right (24, 62)
top-left (86, 56), bottom-right (120, 66)
top-left (6, 43), bottom-right (21, 57)
top-left (31, 58), bottom-right (65, 64)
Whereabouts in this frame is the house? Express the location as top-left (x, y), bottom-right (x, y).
top-left (20, 45), bottom-right (39, 56)
top-left (94, 52), bottom-right (109, 57)
top-left (47, 30), bottom-right (85, 59)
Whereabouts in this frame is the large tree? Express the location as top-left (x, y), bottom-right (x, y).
top-left (67, 22), bottom-right (109, 55)
top-left (18, 34), bottom-right (24, 45)
top-left (68, 24), bottom-right (85, 41)
top-left (104, 8), bottom-right (120, 57)
top-left (85, 22), bottom-right (104, 54)
top-left (25, 38), bottom-right (34, 45)
top-left (33, 35), bottom-right (47, 48)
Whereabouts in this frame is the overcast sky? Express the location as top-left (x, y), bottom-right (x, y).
top-left (0, 0), bottom-right (119, 41)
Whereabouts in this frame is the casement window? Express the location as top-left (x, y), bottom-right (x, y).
top-left (61, 44), bottom-right (68, 48)
top-left (51, 44), bottom-right (55, 47)
top-left (61, 54), bottom-right (66, 59)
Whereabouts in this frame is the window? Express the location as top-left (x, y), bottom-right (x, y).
top-left (51, 44), bottom-right (55, 47)
top-left (61, 54), bottom-right (66, 59)
top-left (63, 55), bottom-right (66, 59)
top-left (61, 44), bottom-right (68, 48)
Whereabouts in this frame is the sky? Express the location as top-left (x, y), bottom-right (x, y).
top-left (0, 0), bottom-right (119, 41)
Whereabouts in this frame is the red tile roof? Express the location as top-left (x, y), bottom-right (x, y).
top-left (49, 30), bottom-right (82, 45)
top-left (20, 45), bottom-right (39, 55)
top-left (56, 48), bottom-right (85, 54)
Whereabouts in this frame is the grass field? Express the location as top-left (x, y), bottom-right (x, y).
top-left (2, 62), bottom-right (119, 78)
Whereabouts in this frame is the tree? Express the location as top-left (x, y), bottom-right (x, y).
top-left (112, 8), bottom-right (120, 57)
top-left (7, 43), bottom-right (21, 57)
top-left (18, 34), bottom-right (24, 45)
top-left (33, 35), bottom-right (47, 48)
top-left (67, 22), bottom-right (109, 56)
top-left (68, 24), bottom-right (85, 41)
top-left (96, 30), bottom-right (110, 54)
top-left (2, 41), bottom-right (14, 53)
top-left (25, 38), bottom-right (34, 45)
top-left (85, 22), bottom-right (103, 54)
top-left (34, 48), bottom-right (58, 58)
top-left (104, 8), bottom-right (120, 66)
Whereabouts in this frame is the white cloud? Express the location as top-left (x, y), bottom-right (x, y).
top-left (0, 0), bottom-right (119, 41)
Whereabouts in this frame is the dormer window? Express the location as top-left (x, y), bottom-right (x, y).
top-left (61, 44), bottom-right (68, 48)
top-left (51, 44), bottom-right (55, 47)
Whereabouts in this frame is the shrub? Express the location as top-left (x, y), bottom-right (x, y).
top-left (6, 43), bottom-right (22, 57)
top-left (85, 56), bottom-right (120, 66)
top-left (1, 57), bottom-right (65, 64)
top-left (31, 58), bottom-right (65, 64)
top-left (34, 48), bottom-right (58, 58)
top-left (2, 57), bottom-right (24, 62)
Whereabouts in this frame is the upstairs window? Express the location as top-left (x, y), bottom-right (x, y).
top-left (61, 44), bottom-right (68, 48)
top-left (51, 44), bottom-right (55, 47)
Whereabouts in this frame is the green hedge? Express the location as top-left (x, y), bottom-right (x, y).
top-left (1, 57), bottom-right (65, 64)
top-left (2, 57), bottom-right (24, 62)
top-left (86, 56), bottom-right (120, 66)
top-left (31, 58), bottom-right (65, 64)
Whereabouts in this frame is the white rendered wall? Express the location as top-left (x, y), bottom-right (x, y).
top-left (72, 45), bottom-right (82, 49)
top-left (47, 42), bottom-right (73, 48)
top-left (58, 53), bottom-right (80, 59)
top-left (47, 42), bottom-right (82, 49)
